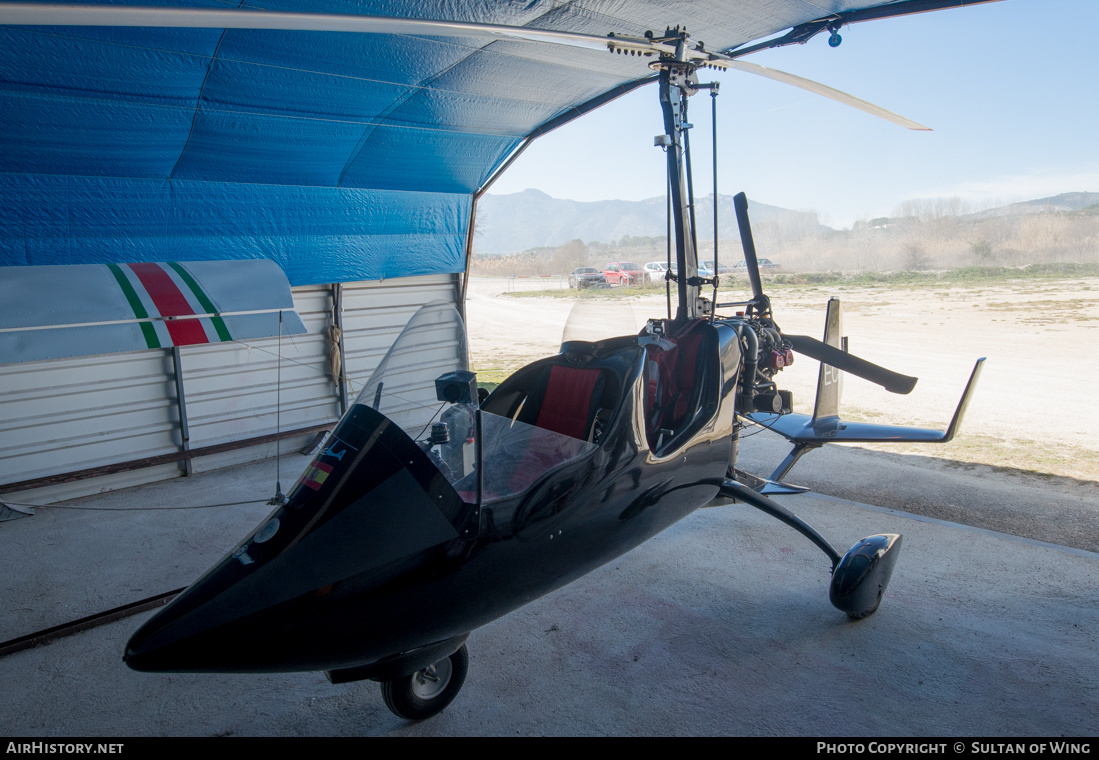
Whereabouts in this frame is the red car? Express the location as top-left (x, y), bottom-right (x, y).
top-left (603, 261), bottom-right (645, 286)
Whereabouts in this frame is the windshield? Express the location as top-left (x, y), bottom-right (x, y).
top-left (477, 412), bottom-right (596, 502)
top-left (355, 301), bottom-right (468, 433)
top-left (348, 302), bottom-right (480, 495)
top-left (560, 299), bottom-right (639, 346)
top-left (349, 301), bottom-right (597, 503)
top-left (621, 263), bottom-right (641, 271)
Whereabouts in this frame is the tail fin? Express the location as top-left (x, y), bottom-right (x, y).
top-left (813, 297), bottom-right (843, 421)
top-left (747, 295), bottom-right (984, 483)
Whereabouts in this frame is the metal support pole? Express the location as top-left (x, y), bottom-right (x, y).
top-left (459, 193), bottom-right (480, 325)
top-left (665, 173), bottom-right (672, 320)
top-left (658, 60), bottom-right (700, 321)
top-left (170, 346), bottom-right (192, 476)
top-left (710, 84), bottom-right (721, 311)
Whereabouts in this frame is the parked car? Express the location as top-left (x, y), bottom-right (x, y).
top-left (644, 261), bottom-right (675, 284)
top-left (603, 261), bottom-right (645, 287)
top-left (568, 266), bottom-right (608, 289)
top-left (733, 258), bottom-right (779, 270)
top-left (701, 259), bottom-right (732, 275)
top-left (644, 261), bottom-right (716, 284)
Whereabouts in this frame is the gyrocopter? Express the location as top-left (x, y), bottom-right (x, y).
top-left (0, 2), bottom-right (987, 720)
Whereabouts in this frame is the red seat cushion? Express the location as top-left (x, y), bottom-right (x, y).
top-left (535, 364), bottom-right (603, 440)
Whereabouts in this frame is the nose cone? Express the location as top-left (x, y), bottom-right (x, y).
top-left (124, 628), bottom-right (182, 672)
top-left (125, 464), bottom-right (463, 673)
top-left (122, 541), bottom-right (320, 673)
top-left (123, 583), bottom-right (255, 673)
top-left (122, 510), bottom-right (331, 673)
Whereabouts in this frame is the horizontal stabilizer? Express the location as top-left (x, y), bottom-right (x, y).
top-left (748, 357), bottom-right (985, 445)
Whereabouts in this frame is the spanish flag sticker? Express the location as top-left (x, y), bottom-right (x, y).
top-left (299, 461), bottom-right (334, 491)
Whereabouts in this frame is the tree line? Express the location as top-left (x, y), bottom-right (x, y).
top-left (471, 200), bottom-right (1099, 277)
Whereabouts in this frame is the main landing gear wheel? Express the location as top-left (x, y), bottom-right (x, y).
top-left (380, 644), bottom-right (469, 720)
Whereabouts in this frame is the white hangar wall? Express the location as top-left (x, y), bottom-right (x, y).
top-left (0, 274), bottom-right (462, 507)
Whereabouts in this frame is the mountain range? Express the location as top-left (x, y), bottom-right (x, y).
top-left (961, 192), bottom-right (1099, 220)
top-left (474, 189), bottom-right (825, 255)
top-left (474, 189), bottom-right (1099, 255)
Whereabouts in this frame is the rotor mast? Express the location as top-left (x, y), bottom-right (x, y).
top-left (653, 30), bottom-right (707, 322)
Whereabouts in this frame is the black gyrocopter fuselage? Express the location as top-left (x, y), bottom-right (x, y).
top-left (125, 306), bottom-right (741, 674)
top-left (125, 28), bottom-right (979, 720)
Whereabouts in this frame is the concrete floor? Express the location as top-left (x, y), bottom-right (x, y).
top-left (1, 450), bottom-right (1096, 737)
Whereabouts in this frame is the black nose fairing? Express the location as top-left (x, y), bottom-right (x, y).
top-left (125, 406), bottom-right (469, 672)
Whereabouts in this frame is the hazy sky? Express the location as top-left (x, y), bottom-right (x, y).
top-left (487, 0), bottom-right (1099, 229)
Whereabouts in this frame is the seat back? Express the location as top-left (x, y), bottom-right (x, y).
top-left (645, 320), bottom-right (715, 452)
top-left (534, 364), bottom-right (606, 441)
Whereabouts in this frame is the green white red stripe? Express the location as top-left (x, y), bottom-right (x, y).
top-left (1, 260), bottom-right (306, 364)
top-left (108, 262), bottom-right (234, 349)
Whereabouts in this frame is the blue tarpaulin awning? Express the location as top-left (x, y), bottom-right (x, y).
top-left (0, 1), bottom-right (907, 286)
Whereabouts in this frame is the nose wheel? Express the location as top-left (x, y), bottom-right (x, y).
top-left (380, 644), bottom-right (469, 720)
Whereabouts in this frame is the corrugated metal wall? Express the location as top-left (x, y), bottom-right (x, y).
top-left (0, 274), bottom-right (460, 505)
top-left (183, 283), bottom-right (337, 473)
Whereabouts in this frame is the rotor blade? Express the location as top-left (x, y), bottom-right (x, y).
top-left (0, 4), bottom-right (930, 132)
top-left (786, 334), bottom-right (918, 395)
top-left (732, 193), bottom-right (765, 306)
top-left (0, 3), bottom-right (612, 50)
top-left (717, 59), bottom-right (931, 131)
top-left (1, 3), bottom-right (931, 131)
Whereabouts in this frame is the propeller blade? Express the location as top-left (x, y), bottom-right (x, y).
top-left (732, 192), bottom-right (766, 309)
top-left (715, 59), bottom-right (931, 131)
top-left (0, 3), bottom-right (612, 50)
top-left (1, 5), bottom-right (930, 131)
top-left (786, 334), bottom-right (918, 395)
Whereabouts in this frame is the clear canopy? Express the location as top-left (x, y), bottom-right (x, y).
top-left (560, 300), bottom-right (640, 346)
top-left (356, 300), bottom-right (469, 436)
top-left (353, 301), bottom-right (596, 503)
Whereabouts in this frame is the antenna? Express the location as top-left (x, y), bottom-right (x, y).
top-left (269, 310), bottom-right (288, 506)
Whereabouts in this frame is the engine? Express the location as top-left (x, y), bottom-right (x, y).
top-left (723, 316), bottom-right (794, 416)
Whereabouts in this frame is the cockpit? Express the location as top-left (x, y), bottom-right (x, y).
top-left (349, 302), bottom-right (725, 509)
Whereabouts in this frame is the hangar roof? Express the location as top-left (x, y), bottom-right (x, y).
top-left (0, 1), bottom-right (919, 285)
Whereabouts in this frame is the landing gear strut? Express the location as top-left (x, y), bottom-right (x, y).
top-left (717, 478), bottom-right (902, 618)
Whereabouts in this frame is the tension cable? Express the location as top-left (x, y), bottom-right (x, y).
top-left (710, 82), bottom-right (720, 317)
